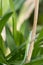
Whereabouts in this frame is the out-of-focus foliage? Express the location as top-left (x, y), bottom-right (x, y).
top-left (0, 0), bottom-right (43, 65)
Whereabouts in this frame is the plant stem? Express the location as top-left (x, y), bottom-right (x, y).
top-left (9, 0), bottom-right (17, 37)
top-left (26, 0), bottom-right (39, 63)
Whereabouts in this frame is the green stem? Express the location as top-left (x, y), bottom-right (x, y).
top-left (9, 0), bottom-right (17, 37)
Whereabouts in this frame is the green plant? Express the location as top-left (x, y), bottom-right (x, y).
top-left (0, 0), bottom-right (43, 65)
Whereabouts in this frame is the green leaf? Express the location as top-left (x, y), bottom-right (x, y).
top-left (6, 25), bottom-right (16, 51)
top-left (0, 0), bottom-right (2, 16)
top-left (0, 35), bottom-right (6, 55)
top-left (9, 0), bottom-right (17, 34)
top-left (14, 31), bottom-right (25, 46)
top-left (6, 42), bottom-right (25, 62)
top-left (0, 35), bottom-right (7, 64)
top-left (32, 28), bottom-right (43, 59)
top-left (0, 12), bottom-right (13, 33)
top-left (0, 50), bottom-right (7, 64)
top-left (20, 20), bottom-right (30, 39)
top-left (14, 0), bottom-right (25, 11)
top-left (2, 0), bottom-right (9, 14)
top-left (7, 32), bottom-right (31, 65)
